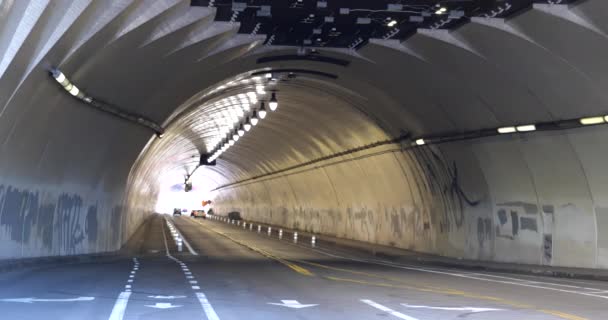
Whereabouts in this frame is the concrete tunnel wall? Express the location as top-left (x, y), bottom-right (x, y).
top-left (2, 0), bottom-right (608, 271)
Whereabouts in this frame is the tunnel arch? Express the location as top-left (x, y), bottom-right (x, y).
top-left (0, 0), bottom-right (607, 271)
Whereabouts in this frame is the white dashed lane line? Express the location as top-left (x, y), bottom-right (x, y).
top-left (108, 257), bottom-right (138, 320)
top-left (163, 216), bottom-right (221, 319)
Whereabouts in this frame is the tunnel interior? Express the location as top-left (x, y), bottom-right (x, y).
top-left (1, 0), bottom-right (608, 274)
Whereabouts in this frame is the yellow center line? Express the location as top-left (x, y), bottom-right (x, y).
top-left (189, 218), bottom-right (588, 320)
top-left (189, 218), bottom-right (313, 276)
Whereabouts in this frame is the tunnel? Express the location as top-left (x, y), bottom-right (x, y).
top-left (1, 0), bottom-right (608, 319)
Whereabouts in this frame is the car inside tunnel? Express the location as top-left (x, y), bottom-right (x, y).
top-left (1, 0), bottom-right (608, 319)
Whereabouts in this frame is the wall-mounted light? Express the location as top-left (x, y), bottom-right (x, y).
top-left (259, 101), bottom-right (267, 119)
top-left (387, 20), bottom-right (397, 27)
top-left (269, 92), bottom-right (278, 111)
top-left (580, 116), bottom-right (605, 125)
top-left (435, 7), bottom-right (447, 14)
top-left (497, 126), bottom-right (516, 134)
top-left (51, 69), bottom-right (86, 100)
top-left (415, 138), bottom-right (425, 146)
top-left (516, 124), bottom-right (536, 132)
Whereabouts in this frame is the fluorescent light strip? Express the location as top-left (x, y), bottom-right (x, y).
top-left (580, 117), bottom-right (605, 125)
top-left (516, 124), bottom-right (536, 132)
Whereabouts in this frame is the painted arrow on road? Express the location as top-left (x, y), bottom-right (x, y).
top-left (148, 295), bottom-right (187, 299)
top-left (145, 303), bottom-right (182, 309)
top-left (0, 297), bottom-right (95, 303)
top-left (401, 304), bottom-right (503, 313)
top-left (268, 300), bottom-right (318, 309)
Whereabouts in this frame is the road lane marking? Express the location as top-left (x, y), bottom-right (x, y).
top-left (166, 217), bottom-right (198, 255)
top-left (327, 276), bottom-right (586, 320)
top-left (188, 218), bottom-right (313, 276)
top-left (400, 304), bottom-right (502, 313)
top-left (268, 300), bottom-right (318, 309)
top-left (145, 302), bottom-right (182, 309)
top-left (108, 292), bottom-right (131, 320)
top-left (205, 218), bottom-right (589, 320)
top-left (282, 235), bottom-right (608, 300)
top-left (149, 295), bottom-right (187, 299)
top-left (361, 300), bottom-right (419, 320)
top-left (0, 297), bottom-right (95, 303)
top-left (196, 292), bottom-right (220, 320)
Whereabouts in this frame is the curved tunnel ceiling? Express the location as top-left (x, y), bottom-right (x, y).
top-left (3, 0), bottom-right (608, 265)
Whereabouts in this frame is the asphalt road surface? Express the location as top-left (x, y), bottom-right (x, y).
top-left (1, 214), bottom-right (607, 320)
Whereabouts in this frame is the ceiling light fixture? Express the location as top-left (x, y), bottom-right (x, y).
top-left (251, 111), bottom-right (259, 126)
top-left (387, 20), bottom-right (397, 27)
top-left (238, 124), bottom-right (245, 136)
top-left (244, 117), bottom-right (252, 131)
top-left (269, 92), bottom-right (278, 111)
top-left (415, 139), bottom-right (426, 146)
top-left (259, 101), bottom-right (267, 119)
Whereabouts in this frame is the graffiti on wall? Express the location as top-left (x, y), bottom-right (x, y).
top-left (0, 184), bottom-right (99, 255)
top-left (413, 148), bottom-right (481, 234)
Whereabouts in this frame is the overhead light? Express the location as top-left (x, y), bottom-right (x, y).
top-left (435, 7), bottom-right (447, 14)
top-left (251, 111), bottom-right (259, 125)
top-left (265, 73), bottom-right (273, 79)
top-left (259, 102), bottom-right (267, 119)
top-left (69, 85), bottom-right (80, 96)
top-left (269, 92), bottom-right (278, 111)
top-left (415, 139), bottom-right (425, 146)
top-left (244, 118), bottom-right (252, 131)
top-left (580, 117), bottom-right (605, 125)
top-left (256, 85), bottom-right (266, 95)
top-left (497, 126), bottom-right (516, 134)
top-left (516, 124), bottom-right (536, 132)
top-left (238, 124), bottom-right (245, 136)
top-left (229, 140), bottom-right (235, 146)
top-left (233, 134), bottom-right (239, 141)
top-left (387, 20), bottom-right (397, 27)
